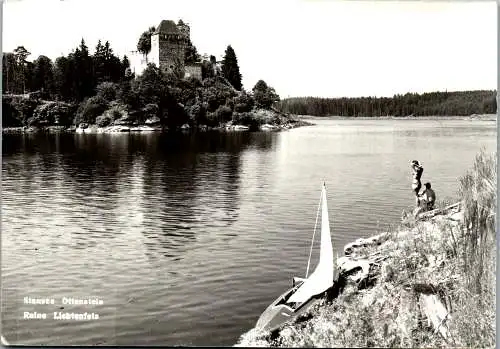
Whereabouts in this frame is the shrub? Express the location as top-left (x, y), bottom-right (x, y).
top-left (10, 97), bottom-right (39, 125)
top-left (162, 99), bottom-right (189, 129)
top-left (142, 103), bottom-right (159, 119)
top-left (101, 102), bottom-right (134, 125)
top-left (201, 77), bottom-right (238, 112)
top-left (233, 91), bottom-right (254, 112)
top-left (232, 112), bottom-right (260, 130)
top-left (186, 101), bottom-right (208, 126)
top-left (95, 114), bottom-right (113, 127)
top-left (205, 112), bottom-right (218, 127)
top-left (2, 96), bottom-right (23, 127)
top-left (31, 102), bottom-right (75, 126)
top-left (225, 98), bottom-right (235, 110)
top-left (117, 80), bottom-right (140, 110)
top-left (131, 63), bottom-right (167, 107)
top-left (215, 105), bottom-right (233, 123)
top-left (95, 82), bottom-right (119, 102)
top-left (74, 95), bottom-right (108, 125)
top-left (252, 79), bottom-right (280, 109)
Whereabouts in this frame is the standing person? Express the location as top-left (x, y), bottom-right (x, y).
top-left (411, 160), bottom-right (424, 206)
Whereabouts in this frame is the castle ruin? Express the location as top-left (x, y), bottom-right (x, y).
top-left (131, 19), bottom-right (203, 80)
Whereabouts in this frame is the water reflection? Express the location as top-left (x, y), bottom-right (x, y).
top-left (2, 132), bottom-right (274, 261)
top-left (137, 132), bottom-right (273, 261)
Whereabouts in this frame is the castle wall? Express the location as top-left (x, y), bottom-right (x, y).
top-left (184, 64), bottom-right (203, 81)
top-left (156, 34), bottom-right (187, 73)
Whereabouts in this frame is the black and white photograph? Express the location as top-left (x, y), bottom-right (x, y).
top-left (1, 0), bottom-right (497, 347)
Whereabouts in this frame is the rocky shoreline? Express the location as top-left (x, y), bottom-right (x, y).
top-left (2, 109), bottom-right (312, 134)
top-left (235, 201), bottom-right (475, 347)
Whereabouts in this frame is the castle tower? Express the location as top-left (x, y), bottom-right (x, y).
top-left (150, 20), bottom-right (189, 74)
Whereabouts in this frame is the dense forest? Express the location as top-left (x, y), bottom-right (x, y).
top-left (2, 27), bottom-right (280, 130)
top-left (2, 41), bottom-right (130, 101)
top-left (277, 90), bottom-right (497, 117)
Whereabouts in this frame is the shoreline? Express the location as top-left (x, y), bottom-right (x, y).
top-left (296, 114), bottom-right (497, 121)
top-left (1, 120), bottom-right (312, 134)
top-left (2, 110), bottom-right (314, 133)
top-left (5, 114), bottom-right (493, 134)
top-left (236, 204), bottom-right (462, 346)
top-left (235, 190), bottom-right (494, 347)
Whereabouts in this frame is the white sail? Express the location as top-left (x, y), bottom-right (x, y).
top-left (287, 184), bottom-right (334, 304)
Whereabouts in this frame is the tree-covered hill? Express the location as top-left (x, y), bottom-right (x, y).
top-left (2, 29), bottom-right (283, 130)
top-left (278, 90), bottom-right (497, 117)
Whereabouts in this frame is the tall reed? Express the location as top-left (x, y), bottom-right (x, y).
top-left (457, 149), bottom-right (496, 296)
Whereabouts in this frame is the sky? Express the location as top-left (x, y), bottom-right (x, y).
top-left (2, 0), bottom-right (497, 98)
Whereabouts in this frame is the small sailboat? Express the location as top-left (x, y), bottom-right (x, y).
top-left (255, 183), bottom-right (337, 332)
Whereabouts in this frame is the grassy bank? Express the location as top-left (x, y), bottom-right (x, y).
top-left (237, 150), bottom-right (496, 348)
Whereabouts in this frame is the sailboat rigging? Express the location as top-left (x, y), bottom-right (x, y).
top-left (255, 182), bottom-right (337, 332)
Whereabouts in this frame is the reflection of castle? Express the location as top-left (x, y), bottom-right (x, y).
top-left (130, 20), bottom-right (221, 80)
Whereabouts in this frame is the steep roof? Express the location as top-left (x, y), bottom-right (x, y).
top-left (156, 20), bottom-right (180, 34)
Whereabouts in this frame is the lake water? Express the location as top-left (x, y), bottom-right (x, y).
top-left (1, 118), bottom-right (496, 346)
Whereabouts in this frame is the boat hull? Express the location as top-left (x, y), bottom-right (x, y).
top-left (255, 284), bottom-right (321, 332)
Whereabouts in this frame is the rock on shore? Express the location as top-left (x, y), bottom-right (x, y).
top-left (74, 124), bottom-right (162, 133)
top-left (3, 107), bottom-right (311, 134)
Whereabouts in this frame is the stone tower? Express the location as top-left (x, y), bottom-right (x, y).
top-left (150, 20), bottom-right (189, 74)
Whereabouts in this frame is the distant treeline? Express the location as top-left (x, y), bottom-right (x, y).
top-left (277, 90), bottom-right (497, 117)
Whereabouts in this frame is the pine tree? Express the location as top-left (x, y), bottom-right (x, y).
top-left (121, 55), bottom-right (132, 80)
top-left (3, 53), bottom-right (18, 94)
top-left (103, 41), bottom-right (122, 82)
top-left (221, 45), bottom-right (242, 91)
top-left (93, 40), bottom-right (106, 84)
top-left (32, 55), bottom-right (55, 96)
top-left (13, 46), bottom-right (31, 94)
top-left (72, 39), bottom-right (94, 100)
